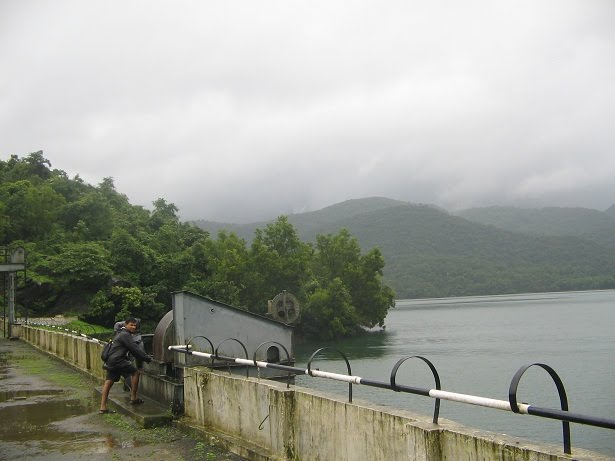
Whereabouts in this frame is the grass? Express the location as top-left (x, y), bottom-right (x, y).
top-left (65, 319), bottom-right (113, 336)
top-left (28, 318), bottom-right (113, 339)
top-left (101, 412), bottom-right (190, 444)
top-left (13, 349), bottom-right (97, 404)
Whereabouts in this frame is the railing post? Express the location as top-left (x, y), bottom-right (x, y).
top-left (509, 363), bottom-right (571, 454)
top-left (390, 356), bottom-right (441, 424)
top-left (307, 347), bottom-right (353, 403)
top-left (253, 341), bottom-right (293, 388)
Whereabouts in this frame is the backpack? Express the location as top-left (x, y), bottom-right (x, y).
top-left (101, 340), bottom-right (113, 362)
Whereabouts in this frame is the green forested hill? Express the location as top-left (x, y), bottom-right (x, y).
top-left (195, 199), bottom-right (615, 298)
top-left (193, 197), bottom-right (407, 243)
top-left (0, 154), bottom-right (395, 338)
top-left (332, 204), bottom-right (615, 298)
top-left (457, 206), bottom-right (615, 249)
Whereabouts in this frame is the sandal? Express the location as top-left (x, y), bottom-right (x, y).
top-left (129, 398), bottom-right (145, 405)
top-left (99, 409), bottom-right (116, 414)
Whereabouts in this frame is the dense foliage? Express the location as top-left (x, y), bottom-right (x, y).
top-left (0, 152), bottom-right (395, 338)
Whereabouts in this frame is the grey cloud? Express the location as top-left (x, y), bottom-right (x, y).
top-left (1, 0), bottom-right (614, 222)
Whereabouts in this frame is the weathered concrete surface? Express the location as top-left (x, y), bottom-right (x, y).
top-left (93, 384), bottom-right (173, 428)
top-left (0, 336), bottom-right (245, 461)
top-left (183, 366), bottom-right (615, 461)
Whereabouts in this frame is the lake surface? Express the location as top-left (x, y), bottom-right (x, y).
top-left (294, 290), bottom-right (615, 456)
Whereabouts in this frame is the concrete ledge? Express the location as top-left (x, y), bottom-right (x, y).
top-left (184, 367), bottom-right (615, 461)
top-left (94, 384), bottom-right (173, 428)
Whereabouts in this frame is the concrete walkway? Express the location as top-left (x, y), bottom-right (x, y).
top-left (0, 336), bottom-right (246, 461)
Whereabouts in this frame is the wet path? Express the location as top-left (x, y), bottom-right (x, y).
top-left (0, 337), bottom-right (246, 461)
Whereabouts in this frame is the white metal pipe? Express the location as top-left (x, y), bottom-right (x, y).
top-left (168, 345), bottom-right (529, 414)
top-left (308, 369), bottom-right (363, 384)
top-left (429, 389), bottom-right (529, 414)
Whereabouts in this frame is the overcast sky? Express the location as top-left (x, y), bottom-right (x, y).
top-left (1, 1), bottom-right (614, 222)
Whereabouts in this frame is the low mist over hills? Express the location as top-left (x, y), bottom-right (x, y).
top-left (194, 198), bottom-right (615, 298)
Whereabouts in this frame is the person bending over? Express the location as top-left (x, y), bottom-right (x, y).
top-left (113, 318), bottom-right (145, 391)
top-left (99, 317), bottom-right (151, 413)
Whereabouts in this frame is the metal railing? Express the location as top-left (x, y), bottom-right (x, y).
top-left (169, 337), bottom-right (615, 455)
top-left (24, 321), bottom-right (109, 345)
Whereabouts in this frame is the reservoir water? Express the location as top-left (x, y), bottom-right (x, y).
top-left (294, 290), bottom-right (615, 456)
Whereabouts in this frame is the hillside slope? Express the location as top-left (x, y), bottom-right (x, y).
top-left (194, 197), bottom-right (407, 242)
top-left (457, 206), bottom-right (615, 249)
top-left (194, 198), bottom-right (615, 298)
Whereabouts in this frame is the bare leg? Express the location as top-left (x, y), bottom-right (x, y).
top-left (130, 371), bottom-right (140, 401)
top-left (100, 379), bottom-right (114, 411)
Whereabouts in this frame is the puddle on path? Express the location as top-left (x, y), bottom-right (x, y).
top-left (0, 393), bottom-right (135, 458)
top-left (0, 338), bottom-right (247, 461)
top-left (0, 397), bottom-right (90, 442)
top-left (0, 389), bottom-right (66, 403)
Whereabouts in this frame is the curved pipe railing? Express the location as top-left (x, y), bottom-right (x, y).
top-left (215, 338), bottom-right (250, 377)
top-left (509, 363), bottom-right (571, 454)
top-left (307, 348), bottom-right (353, 402)
top-left (253, 341), bottom-right (293, 388)
top-left (185, 335), bottom-right (215, 363)
top-left (168, 343), bottom-right (615, 455)
top-left (390, 356), bottom-right (441, 424)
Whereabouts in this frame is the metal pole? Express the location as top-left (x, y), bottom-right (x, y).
top-left (8, 272), bottom-right (16, 325)
top-left (23, 262), bottom-right (27, 325)
top-left (2, 273), bottom-right (6, 338)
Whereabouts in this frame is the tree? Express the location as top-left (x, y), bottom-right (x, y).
top-left (312, 229), bottom-right (395, 329)
top-left (107, 228), bottom-right (155, 284)
top-left (46, 241), bottom-right (113, 289)
top-left (59, 191), bottom-right (113, 241)
top-left (299, 278), bottom-right (359, 339)
top-left (0, 180), bottom-right (65, 243)
top-left (24, 151), bottom-right (52, 180)
top-left (149, 198), bottom-right (179, 230)
top-left (188, 230), bottom-right (249, 307)
top-left (244, 216), bottom-right (312, 313)
top-left (0, 151), bottom-right (51, 183)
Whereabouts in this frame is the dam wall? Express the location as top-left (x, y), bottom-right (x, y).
top-left (182, 365), bottom-right (610, 461)
top-left (13, 323), bottom-right (612, 461)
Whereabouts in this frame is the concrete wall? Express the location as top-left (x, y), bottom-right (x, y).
top-left (183, 366), bottom-right (613, 461)
top-left (19, 325), bottom-right (107, 380)
top-left (15, 324), bottom-right (614, 461)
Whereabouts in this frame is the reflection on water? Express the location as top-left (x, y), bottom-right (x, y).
top-left (296, 328), bottom-right (390, 361)
top-left (294, 290), bottom-right (615, 456)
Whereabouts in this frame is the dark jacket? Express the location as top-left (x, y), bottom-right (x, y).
top-left (114, 321), bottom-right (145, 357)
top-left (106, 328), bottom-right (150, 369)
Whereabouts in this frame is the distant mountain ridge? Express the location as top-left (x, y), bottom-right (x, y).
top-left (193, 198), bottom-right (615, 298)
top-left (194, 197), bottom-right (409, 243)
top-left (457, 205), bottom-right (615, 249)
